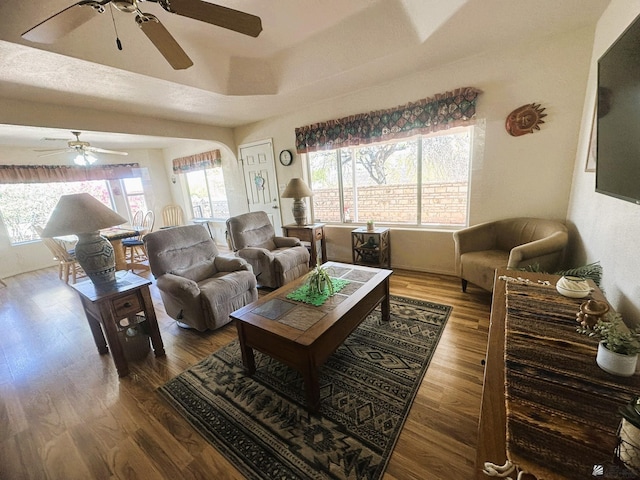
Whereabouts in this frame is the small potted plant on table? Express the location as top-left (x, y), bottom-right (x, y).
top-left (306, 261), bottom-right (335, 296)
top-left (578, 313), bottom-right (640, 376)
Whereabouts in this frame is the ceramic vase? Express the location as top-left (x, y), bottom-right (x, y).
top-left (74, 232), bottom-right (117, 287)
top-left (596, 341), bottom-right (638, 377)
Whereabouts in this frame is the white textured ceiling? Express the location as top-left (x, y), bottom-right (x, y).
top-left (0, 0), bottom-right (609, 149)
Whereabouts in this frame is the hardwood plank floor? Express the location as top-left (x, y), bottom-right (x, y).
top-left (0, 266), bottom-right (492, 480)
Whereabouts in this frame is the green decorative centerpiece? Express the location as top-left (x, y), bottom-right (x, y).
top-left (287, 262), bottom-right (349, 306)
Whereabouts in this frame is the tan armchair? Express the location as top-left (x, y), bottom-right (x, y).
top-left (226, 211), bottom-right (310, 288)
top-left (144, 225), bottom-right (257, 331)
top-left (453, 217), bottom-right (569, 292)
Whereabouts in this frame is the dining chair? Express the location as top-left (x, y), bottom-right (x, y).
top-left (34, 225), bottom-right (85, 284)
top-left (130, 210), bottom-right (144, 228)
top-left (162, 204), bottom-right (184, 228)
top-left (123, 210), bottom-right (155, 272)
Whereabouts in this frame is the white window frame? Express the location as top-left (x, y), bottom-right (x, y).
top-left (305, 126), bottom-right (473, 228)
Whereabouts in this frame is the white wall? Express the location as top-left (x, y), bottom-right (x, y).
top-left (235, 26), bottom-right (596, 272)
top-left (567, 0), bottom-right (640, 325)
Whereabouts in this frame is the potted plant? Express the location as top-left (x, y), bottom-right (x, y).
top-left (306, 261), bottom-right (335, 296)
top-left (577, 313), bottom-right (640, 376)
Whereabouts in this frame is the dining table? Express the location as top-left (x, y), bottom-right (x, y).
top-left (99, 227), bottom-right (143, 271)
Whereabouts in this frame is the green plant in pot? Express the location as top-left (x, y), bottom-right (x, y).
top-left (306, 261), bottom-right (335, 296)
top-left (577, 313), bottom-right (640, 376)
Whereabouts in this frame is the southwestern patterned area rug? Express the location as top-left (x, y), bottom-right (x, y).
top-left (158, 295), bottom-right (451, 480)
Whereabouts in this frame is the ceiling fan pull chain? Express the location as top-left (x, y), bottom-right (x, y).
top-left (109, 4), bottom-right (123, 50)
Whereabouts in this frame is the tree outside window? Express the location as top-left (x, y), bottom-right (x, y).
top-left (307, 127), bottom-right (471, 227)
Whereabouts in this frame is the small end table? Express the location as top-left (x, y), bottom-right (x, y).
top-left (71, 271), bottom-right (165, 377)
top-left (282, 223), bottom-right (327, 266)
top-left (351, 227), bottom-right (391, 268)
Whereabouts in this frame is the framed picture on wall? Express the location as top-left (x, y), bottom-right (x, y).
top-left (585, 104), bottom-right (597, 173)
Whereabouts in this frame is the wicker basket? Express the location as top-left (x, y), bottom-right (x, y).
top-left (117, 318), bottom-right (150, 362)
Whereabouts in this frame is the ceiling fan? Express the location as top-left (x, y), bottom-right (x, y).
top-left (21, 0), bottom-right (263, 70)
top-left (37, 131), bottom-right (129, 166)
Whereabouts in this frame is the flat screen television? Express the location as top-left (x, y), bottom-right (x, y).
top-left (596, 13), bottom-right (640, 205)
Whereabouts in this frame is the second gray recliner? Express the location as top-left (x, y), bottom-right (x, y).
top-left (226, 211), bottom-right (310, 288)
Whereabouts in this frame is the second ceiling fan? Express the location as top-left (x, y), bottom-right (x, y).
top-left (21, 0), bottom-right (263, 70)
top-left (37, 131), bottom-right (129, 166)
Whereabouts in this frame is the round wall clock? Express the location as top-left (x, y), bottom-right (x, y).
top-left (279, 149), bottom-right (293, 166)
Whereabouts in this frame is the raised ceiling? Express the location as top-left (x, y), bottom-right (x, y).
top-left (0, 0), bottom-right (609, 148)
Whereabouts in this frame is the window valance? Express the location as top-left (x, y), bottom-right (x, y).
top-left (295, 87), bottom-right (481, 153)
top-left (0, 163), bottom-right (141, 184)
top-left (172, 149), bottom-right (221, 173)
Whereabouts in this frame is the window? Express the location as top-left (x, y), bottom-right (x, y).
top-left (0, 180), bottom-right (113, 244)
top-left (185, 167), bottom-right (230, 219)
top-left (307, 127), bottom-right (471, 227)
top-left (121, 177), bottom-right (147, 220)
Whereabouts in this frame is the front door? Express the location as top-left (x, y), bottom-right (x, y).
top-left (238, 139), bottom-right (282, 232)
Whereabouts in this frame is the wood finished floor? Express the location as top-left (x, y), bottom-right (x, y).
top-left (0, 266), bottom-right (492, 480)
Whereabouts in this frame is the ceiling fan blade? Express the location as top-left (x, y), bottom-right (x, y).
top-left (22, 1), bottom-right (107, 43)
top-left (157, 0), bottom-right (262, 37)
top-left (36, 149), bottom-right (73, 158)
top-left (86, 146), bottom-right (129, 156)
top-left (136, 13), bottom-right (194, 70)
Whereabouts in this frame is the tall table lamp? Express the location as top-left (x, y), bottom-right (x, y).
top-left (42, 193), bottom-right (127, 288)
top-left (281, 178), bottom-right (313, 226)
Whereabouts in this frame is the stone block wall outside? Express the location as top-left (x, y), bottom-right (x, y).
top-left (312, 181), bottom-right (467, 225)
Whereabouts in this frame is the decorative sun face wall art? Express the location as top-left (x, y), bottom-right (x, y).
top-left (505, 103), bottom-right (547, 136)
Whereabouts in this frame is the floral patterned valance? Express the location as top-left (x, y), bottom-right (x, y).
top-left (295, 87), bottom-right (481, 153)
top-left (0, 163), bottom-right (141, 184)
top-left (172, 149), bottom-right (221, 173)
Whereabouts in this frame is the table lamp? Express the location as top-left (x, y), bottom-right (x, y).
top-left (42, 193), bottom-right (127, 288)
top-left (281, 178), bottom-right (313, 226)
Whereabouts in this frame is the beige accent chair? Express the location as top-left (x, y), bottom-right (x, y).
top-left (162, 204), bottom-right (184, 227)
top-left (144, 224), bottom-right (258, 331)
top-left (226, 211), bottom-right (310, 288)
top-left (453, 217), bottom-right (569, 292)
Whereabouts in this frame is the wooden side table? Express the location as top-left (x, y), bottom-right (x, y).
top-left (282, 223), bottom-right (327, 266)
top-left (351, 227), bottom-right (390, 268)
top-left (71, 271), bottom-right (165, 377)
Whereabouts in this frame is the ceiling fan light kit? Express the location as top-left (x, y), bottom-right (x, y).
top-left (21, 0), bottom-right (263, 70)
top-left (74, 152), bottom-right (98, 166)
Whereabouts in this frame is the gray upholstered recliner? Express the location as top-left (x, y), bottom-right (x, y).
top-left (144, 224), bottom-right (257, 331)
top-left (226, 211), bottom-right (310, 288)
top-left (453, 217), bottom-right (569, 292)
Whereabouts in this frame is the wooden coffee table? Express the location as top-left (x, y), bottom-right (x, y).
top-left (231, 261), bottom-right (392, 412)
